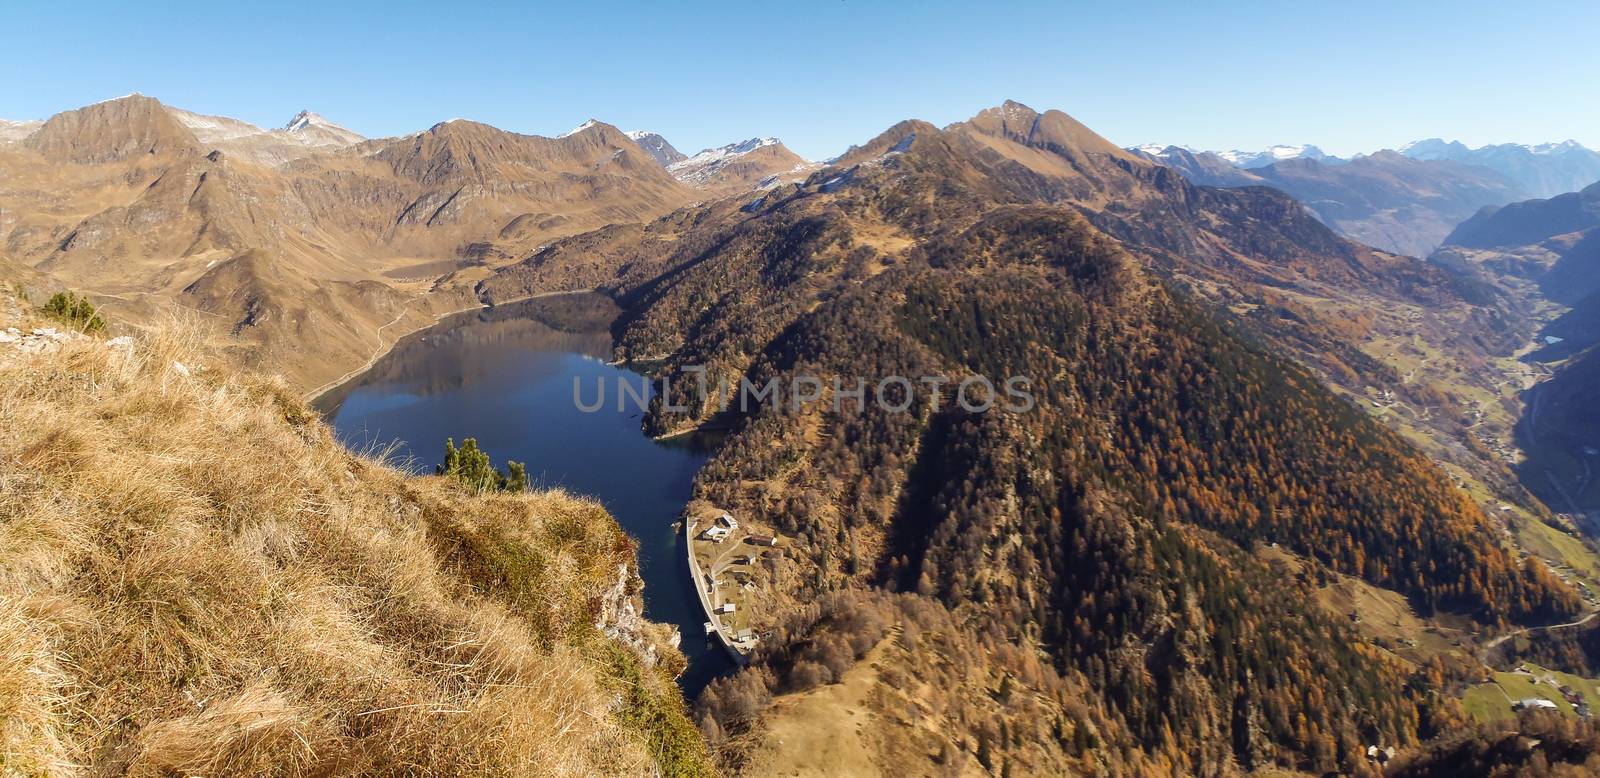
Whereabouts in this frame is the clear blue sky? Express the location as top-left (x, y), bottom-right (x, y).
top-left (2, 1), bottom-right (1595, 160)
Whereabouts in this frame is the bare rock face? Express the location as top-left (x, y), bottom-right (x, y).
top-left (595, 563), bottom-right (678, 670)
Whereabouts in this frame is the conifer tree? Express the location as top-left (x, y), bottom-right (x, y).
top-left (437, 438), bottom-right (523, 493)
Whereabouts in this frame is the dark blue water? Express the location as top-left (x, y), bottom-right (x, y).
top-left (314, 293), bottom-right (733, 696)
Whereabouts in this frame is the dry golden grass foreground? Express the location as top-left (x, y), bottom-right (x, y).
top-left (0, 299), bottom-right (711, 775)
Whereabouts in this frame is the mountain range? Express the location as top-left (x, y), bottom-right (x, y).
top-left (1132, 138), bottom-right (1600, 256)
top-left (1138, 138), bottom-right (1600, 199)
top-left (1134, 142), bottom-right (1342, 169)
top-left (0, 95), bottom-right (813, 389)
top-left (478, 99), bottom-right (1594, 773)
top-left (1401, 138), bottom-right (1600, 198)
top-left (5, 93), bottom-right (1600, 775)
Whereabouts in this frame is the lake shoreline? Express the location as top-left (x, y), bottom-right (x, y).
top-left (315, 291), bottom-right (735, 697)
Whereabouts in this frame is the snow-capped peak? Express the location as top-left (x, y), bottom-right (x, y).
top-left (667, 138), bottom-right (800, 186)
top-left (1211, 144), bottom-right (1335, 168)
top-left (669, 137), bottom-right (780, 171)
top-left (622, 130), bottom-right (687, 167)
top-left (1267, 144), bottom-right (1312, 159)
top-left (1399, 138), bottom-right (1592, 158)
top-left (90, 92), bottom-right (145, 106)
top-left (1531, 140), bottom-right (1584, 155)
top-left (276, 110), bottom-right (362, 147)
top-left (284, 110), bottom-right (327, 133)
top-left (1133, 143), bottom-right (1199, 158)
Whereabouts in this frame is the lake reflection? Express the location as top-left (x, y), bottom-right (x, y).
top-left (315, 293), bottom-right (733, 696)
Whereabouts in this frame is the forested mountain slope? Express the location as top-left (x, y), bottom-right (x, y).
top-left (479, 102), bottom-right (1583, 775)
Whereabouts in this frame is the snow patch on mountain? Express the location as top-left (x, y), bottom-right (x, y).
top-left (1133, 143), bottom-right (1194, 157)
top-left (165, 104), bottom-right (364, 162)
top-left (283, 110), bottom-right (353, 136)
top-left (624, 130), bottom-right (686, 166)
top-left (0, 118), bottom-right (43, 144)
top-left (1212, 144), bottom-right (1339, 168)
top-left (669, 138), bottom-right (781, 174)
top-left (667, 137), bottom-right (815, 189)
top-left (559, 120), bottom-right (600, 138)
top-left (171, 108), bottom-right (266, 142)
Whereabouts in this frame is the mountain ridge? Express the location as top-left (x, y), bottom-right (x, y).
top-left (0, 94), bottom-right (698, 388)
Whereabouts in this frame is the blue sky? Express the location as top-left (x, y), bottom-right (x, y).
top-left (2, 1), bottom-right (1595, 160)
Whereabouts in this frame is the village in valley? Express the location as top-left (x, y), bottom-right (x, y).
top-left (684, 501), bottom-right (785, 662)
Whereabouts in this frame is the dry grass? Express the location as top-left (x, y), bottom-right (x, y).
top-left (0, 304), bottom-right (708, 775)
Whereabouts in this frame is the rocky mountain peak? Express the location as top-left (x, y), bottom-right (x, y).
top-left (624, 130), bottom-right (686, 166)
top-left (284, 110), bottom-right (327, 132)
top-left (21, 93), bottom-right (200, 164)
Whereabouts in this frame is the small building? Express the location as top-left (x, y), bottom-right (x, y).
top-left (716, 602), bottom-right (737, 615)
top-left (747, 534), bottom-right (777, 547)
top-left (702, 525), bottom-right (731, 542)
top-left (1514, 698), bottom-right (1559, 711)
top-left (703, 621), bottom-right (717, 635)
top-left (715, 512), bottom-right (738, 531)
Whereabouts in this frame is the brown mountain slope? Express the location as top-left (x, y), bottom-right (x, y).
top-left (0, 96), bottom-right (695, 388)
top-left (21, 93), bottom-right (201, 164)
top-left (366, 119), bottom-right (690, 257)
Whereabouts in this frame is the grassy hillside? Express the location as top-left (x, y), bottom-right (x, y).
top-left (0, 294), bottom-right (710, 775)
